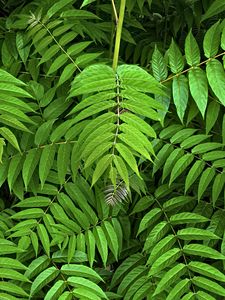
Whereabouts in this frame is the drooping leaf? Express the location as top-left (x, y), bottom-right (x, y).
top-left (188, 68), bottom-right (208, 117)
top-left (206, 59), bottom-right (225, 106)
top-left (30, 267), bottom-right (59, 296)
top-left (39, 144), bottom-right (56, 188)
top-left (172, 75), bottom-right (189, 122)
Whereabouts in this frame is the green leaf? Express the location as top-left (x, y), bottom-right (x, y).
top-left (170, 212), bottom-right (208, 225)
top-left (75, 52), bottom-right (102, 67)
top-left (120, 112), bottom-right (156, 138)
top-left (67, 41), bottom-right (92, 56)
top-left (169, 153), bottom-right (194, 185)
top-left (11, 204), bottom-right (44, 217)
top-left (206, 101), bottom-right (220, 134)
top-left (47, 0), bottom-right (74, 18)
top-left (67, 276), bottom-right (107, 298)
top-left (115, 143), bottom-right (140, 176)
top-left (166, 278), bottom-right (191, 300)
top-left (119, 133), bottom-right (151, 161)
top-left (172, 75), bottom-right (189, 122)
top-left (0, 127), bottom-right (20, 152)
top-left (196, 291), bottom-right (216, 300)
top-left (59, 31), bottom-right (77, 47)
top-left (113, 155), bottom-right (129, 188)
top-left (39, 144), bottom-right (56, 188)
top-left (153, 263), bottom-right (186, 296)
top-left (180, 134), bottom-right (210, 149)
top-left (0, 268), bottom-right (29, 282)
top-left (202, 1), bottom-right (225, 21)
top-left (152, 45), bottom-right (168, 81)
top-left (69, 65), bottom-right (115, 97)
top-left (147, 235), bottom-right (176, 266)
top-left (0, 69), bottom-right (26, 86)
top-left (159, 124), bottom-right (184, 139)
top-left (25, 255), bottom-right (50, 279)
top-left (162, 148), bottom-right (184, 182)
top-left (30, 267), bottom-right (59, 296)
top-left (67, 235), bottom-right (76, 264)
top-left (192, 276), bottom-right (225, 297)
top-left (117, 265), bottom-right (147, 296)
top-left (91, 154), bottom-right (112, 186)
top-left (152, 144), bottom-right (173, 175)
top-left (198, 167), bottom-right (216, 200)
top-left (30, 231), bottom-right (39, 256)
top-left (22, 148), bottom-right (41, 190)
top-left (0, 115), bottom-right (31, 133)
top-left (61, 9), bottom-right (100, 19)
top-left (124, 276), bottom-right (148, 300)
top-left (193, 143), bottom-right (223, 155)
top-left (61, 264), bottom-right (102, 281)
top-left (0, 282), bottom-right (28, 297)
top-left (148, 248), bottom-right (181, 276)
top-left (170, 129), bottom-right (197, 144)
top-left (0, 258), bottom-right (27, 270)
top-left (203, 21), bottom-right (221, 58)
top-left (85, 230), bottom-right (95, 267)
top-left (84, 142), bottom-right (112, 169)
top-left (81, 0), bottom-right (96, 8)
top-left (221, 25), bottom-right (225, 50)
top-left (57, 63), bottom-right (76, 87)
top-left (212, 173), bottom-right (225, 206)
top-left (188, 261), bottom-right (225, 282)
top-left (35, 120), bottom-right (56, 146)
top-left (130, 196), bottom-right (154, 215)
top-left (177, 228), bottom-right (220, 240)
top-left (14, 196), bottom-right (51, 208)
top-left (0, 138), bottom-right (5, 163)
top-left (117, 64), bottom-right (163, 95)
top-left (47, 54), bottom-right (68, 75)
top-left (188, 68), bottom-right (208, 117)
top-left (168, 39), bottom-right (184, 73)
top-left (185, 30), bottom-right (200, 66)
top-left (73, 288), bottom-right (101, 300)
top-left (137, 208), bottom-right (162, 236)
top-left (203, 150), bottom-right (225, 161)
top-left (57, 143), bottom-right (71, 185)
top-left (44, 280), bottom-right (66, 300)
top-left (93, 226), bottom-right (108, 267)
top-left (206, 59), bottom-right (225, 106)
top-left (185, 160), bottom-right (205, 193)
top-left (64, 183), bottom-right (98, 224)
top-left (163, 196), bottom-right (194, 212)
top-left (110, 253), bottom-right (145, 289)
top-left (102, 221), bottom-right (119, 260)
top-left (183, 244), bottom-right (225, 259)
top-left (37, 223), bottom-right (50, 256)
top-left (38, 45), bottom-right (60, 66)
top-left (8, 154), bottom-right (24, 191)
top-left (0, 83), bottom-right (32, 98)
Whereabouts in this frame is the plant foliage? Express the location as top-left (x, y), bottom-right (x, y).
top-left (1, 0), bottom-right (225, 299)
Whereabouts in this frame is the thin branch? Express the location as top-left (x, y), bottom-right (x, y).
top-left (161, 51), bottom-right (225, 84)
top-left (111, 0), bottom-right (119, 24)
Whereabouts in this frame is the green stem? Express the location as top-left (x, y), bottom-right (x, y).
top-left (112, 0), bottom-right (126, 71)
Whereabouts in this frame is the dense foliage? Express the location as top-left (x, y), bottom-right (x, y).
top-left (1, 0), bottom-right (225, 299)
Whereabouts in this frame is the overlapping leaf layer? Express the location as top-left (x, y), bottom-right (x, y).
top-left (0, 0), bottom-right (225, 299)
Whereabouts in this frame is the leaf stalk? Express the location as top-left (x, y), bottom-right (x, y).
top-left (112, 0), bottom-right (126, 71)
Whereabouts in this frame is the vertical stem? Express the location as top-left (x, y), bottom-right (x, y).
top-left (112, 0), bottom-right (126, 71)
